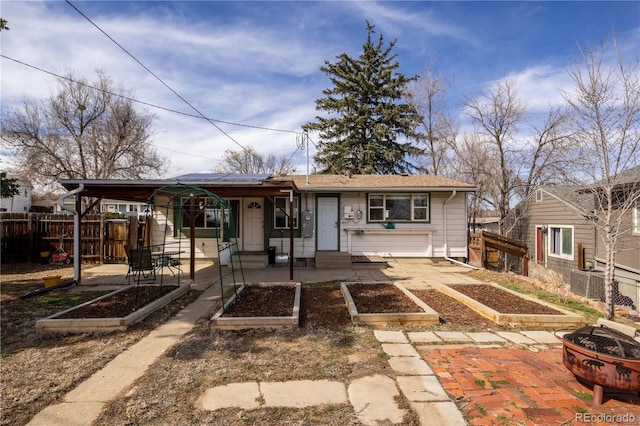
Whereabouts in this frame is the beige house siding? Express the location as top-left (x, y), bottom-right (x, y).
top-left (142, 180), bottom-right (472, 262)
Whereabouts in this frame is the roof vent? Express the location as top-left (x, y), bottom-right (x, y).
top-left (401, 172), bottom-right (410, 177)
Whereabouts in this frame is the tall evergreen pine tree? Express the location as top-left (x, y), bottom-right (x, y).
top-left (304, 22), bottom-right (422, 174)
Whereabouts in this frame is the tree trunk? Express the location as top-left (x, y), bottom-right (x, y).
top-left (603, 215), bottom-right (615, 320)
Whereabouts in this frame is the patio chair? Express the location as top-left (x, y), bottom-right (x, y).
top-left (125, 246), bottom-right (156, 284)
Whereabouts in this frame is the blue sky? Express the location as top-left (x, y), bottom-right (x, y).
top-left (1, 1), bottom-right (639, 178)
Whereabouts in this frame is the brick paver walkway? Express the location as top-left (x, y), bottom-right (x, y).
top-left (420, 345), bottom-right (640, 425)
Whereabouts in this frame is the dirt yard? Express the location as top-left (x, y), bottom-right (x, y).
top-left (0, 262), bottom-right (613, 425)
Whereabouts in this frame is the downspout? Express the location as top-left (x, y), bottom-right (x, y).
top-left (443, 190), bottom-right (478, 269)
top-left (58, 184), bottom-right (84, 283)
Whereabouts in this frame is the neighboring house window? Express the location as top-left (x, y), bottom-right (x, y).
top-left (634, 201), bottom-right (640, 235)
top-left (549, 225), bottom-right (573, 259)
top-left (368, 194), bottom-right (430, 222)
top-left (274, 197), bottom-right (298, 229)
top-left (536, 190), bottom-right (543, 202)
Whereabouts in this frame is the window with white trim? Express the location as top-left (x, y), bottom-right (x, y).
top-left (274, 196), bottom-right (298, 229)
top-left (549, 225), bottom-right (573, 259)
top-left (634, 201), bottom-right (640, 235)
top-left (181, 197), bottom-right (228, 229)
top-left (368, 194), bottom-right (430, 222)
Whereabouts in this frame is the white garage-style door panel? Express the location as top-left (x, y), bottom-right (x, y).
top-left (243, 198), bottom-right (264, 251)
top-left (350, 234), bottom-right (432, 257)
top-left (317, 197), bottom-right (339, 250)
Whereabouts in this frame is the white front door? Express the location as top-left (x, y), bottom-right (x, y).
top-left (317, 197), bottom-right (339, 250)
top-left (243, 198), bottom-right (264, 252)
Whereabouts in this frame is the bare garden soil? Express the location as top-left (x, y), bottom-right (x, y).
top-left (56, 285), bottom-right (180, 319)
top-left (0, 262), bottom-right (598, 425)
top-left (448, 284), bottom-right (563, 315)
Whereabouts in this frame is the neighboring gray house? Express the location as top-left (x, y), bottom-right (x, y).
top-left (506, 185), bottom-right (595, 277)
top-left (505, 171), bottom-right (640, 307)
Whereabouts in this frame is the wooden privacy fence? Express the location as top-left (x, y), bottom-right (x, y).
top-left (468, 230), bottom-right (529, 276)
top-left (0, 213), bottom-right (141, 264)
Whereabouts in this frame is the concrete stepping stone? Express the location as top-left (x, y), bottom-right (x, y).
top-left (374, 330), bottom-right (408, 343)
top-left (196, 382), bottom-right (261, 411)
top-left (466, 332), bottom-right (506, 343)
top-left (434, 331), bottom-right (473, 342)
top-left (261, 380), bottom-right (347, 407)
top-left (496, 331), bottom-right (536, 345)
top-left (520, 330), bottom-right (561, 345)
top-left (381, 343), bottom-right (420, 357)
top-left (396, 375), bottom-right (449, 402)
top-left (388, 356), bottom-right (434, 375)
top-left (407, 331), bottom-right (442, 343)
top-left (27, 402), bottom-right (105, 426)
top-left (348, 375), bottom-right (406, 425)
top-left (410, 401), bottom-right (467, 426)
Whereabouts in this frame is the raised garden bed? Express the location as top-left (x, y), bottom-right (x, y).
top-left (341, 282), bottom-right (439, 325)
top-left (211, 282), bottom-right (301, 329)
top-left (437, 283), bottom-right (583, 327)
top-left (36, 284), bottom-right (191, 333)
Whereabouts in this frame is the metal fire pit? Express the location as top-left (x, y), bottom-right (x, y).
top-left (559, 325), bottom-right (640, 404)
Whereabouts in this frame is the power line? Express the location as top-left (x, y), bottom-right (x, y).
top-left (65, 0), bottom-right (299, 153)
top-left (1, 54), bottom-right (298, 135)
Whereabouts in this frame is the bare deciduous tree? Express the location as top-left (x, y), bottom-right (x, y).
top-left (450, 132), bottom-right (499, 227)
top-left (464, 78), bottom-right (526, 222)
top-left (562, 37), bottom-right (640, 320)
top-left (463, 78), bottom-right (574, 230)
top-left (404, 60), bottom-right (456, 177)
top-left (1, 70), bottom-right (166, 189)
top-left (215, 145), bottom-right (297, 176)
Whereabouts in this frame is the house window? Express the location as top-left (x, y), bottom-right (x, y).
top-left (634, 201), bottom-right (640, 235)
top-left (274, 197), bottom-right (298, 229)
top-left (536, 190), bottom-right (543, 202)
top-left (181, 197), bottom-right (228, 229)
top-left (368, 194), bottom-right (430, 222)
top-left (549, 226), bottom-right (573, 260)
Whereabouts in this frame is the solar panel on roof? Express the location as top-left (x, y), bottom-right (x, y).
top-left (170, 173), bottom-right (271, 182)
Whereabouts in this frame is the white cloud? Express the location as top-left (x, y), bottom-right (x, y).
top-left (0, 1), bottom-right (326, 178)
top-left (347, 1), bottom-right (476, 47)
top-left (506, 65), bottom-right (573, 112)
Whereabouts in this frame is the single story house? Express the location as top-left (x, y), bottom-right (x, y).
top-left (59, 173), bottom-right (477, 280)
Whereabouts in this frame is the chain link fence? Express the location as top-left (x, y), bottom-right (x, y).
top-left (570, 268), bottom-right (638, 310)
